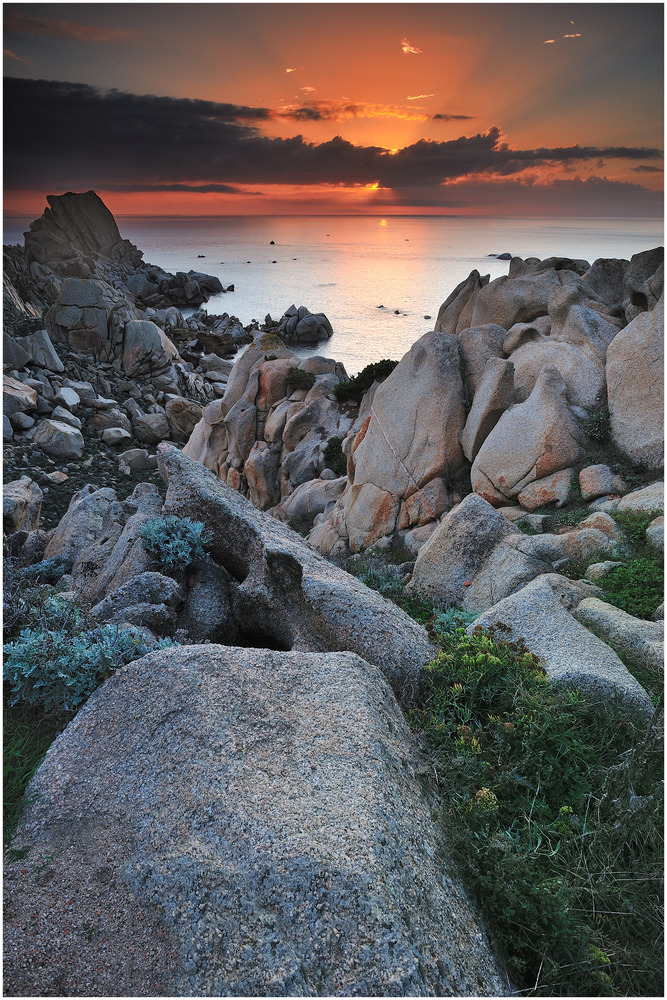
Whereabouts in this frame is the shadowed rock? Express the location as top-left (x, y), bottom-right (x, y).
top-left (157, 444), bottom-right (434, 702)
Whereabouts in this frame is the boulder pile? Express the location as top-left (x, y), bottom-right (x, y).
top-left (3, 194), bottom-right (663, 996)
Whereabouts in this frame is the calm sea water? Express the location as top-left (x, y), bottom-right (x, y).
top-left (4, 215), bottom-right (662, 374)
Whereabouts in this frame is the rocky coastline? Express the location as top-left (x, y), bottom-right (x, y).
top-left (3, 191), bottom-right (664, 996)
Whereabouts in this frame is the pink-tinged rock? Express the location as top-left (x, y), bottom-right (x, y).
top-left (343, 483), bottom-right (400, 552)
top-left (244, 441), bottom-right (281, 510)
top-left (457, 324), bottom-right (506, 395)
top-left (3, 376), bottom-right (38, 416)
top-left (461, 358), bottom-right (515, 462)
top-left (397, 478), bottom-right (452, 530)
top-left (578, 464), bottom-right (627, 502)
top-left (470, 269), bottom-right (561, 331)
top-left (434, 269), bottom-right (489, 335)
top-left (165, 396), bottom-right (203, 444)
top-left (352, 331), bottom-right (466, 498)
top-left (517, 468), bottom-right (575, 511)
top-left (256, 359), bottom-right (293, 413)
top-left (471, 365), bottom-right (587, 503)
top-left (607, 296), bottom-right (664, 470)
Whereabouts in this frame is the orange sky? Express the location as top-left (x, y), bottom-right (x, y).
top-left (3, 3), bottom-right (664, 217)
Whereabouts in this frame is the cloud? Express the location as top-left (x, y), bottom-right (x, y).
top-left (300, 86), bottom-right (316, 94)
top-left (3, 78), bottom-right (661, 203)
top-left (103, 182), bottom-right (247, 194)
top-left (285, 67), bottom-right (297, 73)
top-left (4, 11), bottom-right (136, 42)
top-left (276, 99), bottom-right (444, 123)
top-left (633, 164), bottom-right (662, 173)
top-left (544, 32), bottom-right (582, 44)
top-left (401, 37), bottom-right (422, 55)
top-left (407, 94), bottom-right (435, 101)
top-left (432, 113), bottom-right (474, 121)
top-left (3, 47), bottom-right (30, 62)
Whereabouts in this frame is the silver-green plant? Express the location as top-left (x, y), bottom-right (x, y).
top-left (140, 515), bottom-right (212, 573)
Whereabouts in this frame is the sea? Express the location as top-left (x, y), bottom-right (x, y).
top-left (4, 215), bottom-right (663, 376)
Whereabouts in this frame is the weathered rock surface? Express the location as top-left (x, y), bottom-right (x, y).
top-left (607, 295), bottom-right (664, 469)
top-left (312, 331), bottom-right (467, 551)
top-left (406, 493), bottom-right (552, 612)
top-left (574, 597), bottom-right (664, 679)
top-left (5, 644), bottom-right (509, 998)
top-left (3, 476), bottom-right (43, 532)
top-left (33, 418), bottom-right (85, 459)
top-left (158, 444), bottom-right (434, 701)
top-left (470, 575), bottom-right (654, 716)
top-left (617, 481), bottom-right (664, 514)
top-left (471, 365), bottom-right (587, 505)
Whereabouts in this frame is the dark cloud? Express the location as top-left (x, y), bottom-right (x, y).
top-left (3, 77), bottom-right (663, 198)
top-left (103, 183), bottom-right (248, 194)
top-left (633, 164), bottom-right (662, 173)
top-left (432, 113), bottom-right (474, 121)
top-left (4, 11), bottom-right (136, 42)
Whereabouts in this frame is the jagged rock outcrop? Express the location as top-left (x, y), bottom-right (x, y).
top-left (183, 334), bottom-right (352, 509)
top-left (310, 331), bottom-right (467, 552)
top-left (273, 303), bottom-right (334, 344)
top-left (4, 644), bottom-right (510, 997)
top-left (158, 444), bottom-right (433, 701)
top-left (471, 365), bottom-right (587, 506)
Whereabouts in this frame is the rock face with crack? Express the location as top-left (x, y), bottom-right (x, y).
top-left (158, 443), bottom-right (434, 702)
top-left (4, 644), bottom-right (510, 997)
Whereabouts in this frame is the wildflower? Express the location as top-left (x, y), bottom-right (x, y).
top-left (474, 787), bottom-right (499, 813)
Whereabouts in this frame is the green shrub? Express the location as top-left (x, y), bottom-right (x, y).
top-left (583, 404), bottom-right (612, 444)
top-left (140, 515), bottom-right (211, 573)
top-left (333, 359), bottom-right (399, 403)
top-left (614, 507), bottom-right (663, 546)
top-left (597, 554), bottom-right (663, 619)
top-left (4, 623), bottom-right (176, 713)
top-left (323, 436), bottom-right (347, 477)
top-left (284, 367), bottom-right (316, 393)
top-left (410, 625), bottom-right (662, 996)
top-left (432, 607), bottom-right (477, 635)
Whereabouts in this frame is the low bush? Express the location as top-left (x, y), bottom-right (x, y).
top-left (333, 359), bottom-right (398, 403)
top-left (140, 515), bottom-right (211, 573)
top-left (410, 625), bottom-right (663, 996)
top-left (583, 404), bottom-right (612, 444)
top-left (597, 554), bottom-right (663, 620)
top-left (323, 436), bottom-right (347, 477)
top-left (613, 507), bottom-right (663, 546)
top-left (4, 621), bottom-right (176, 713)
top-left (284, 367), bottom-right (316, 393)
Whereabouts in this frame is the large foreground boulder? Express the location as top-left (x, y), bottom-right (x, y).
top-left (158, 444), bottom-right (433, 701)
top-left (4, 645), bottom-right (510, 997)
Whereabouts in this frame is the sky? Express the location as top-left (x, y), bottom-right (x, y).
top-left (2, 1), bottom-right (664, 217)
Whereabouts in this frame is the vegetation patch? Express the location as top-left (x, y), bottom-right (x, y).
top-left (284, 366), bottom-right (316, 393)
top-left (140, 514), bottom-right (211, 573)
top-left (333, 359), bottom-right (398, 403)
top-left (596, 554), bottom-right (663, 620)
top-left (410, 625), bottom-right (663, 997)
top-left (322, 436), bottom-right (347, 477)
